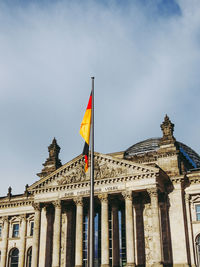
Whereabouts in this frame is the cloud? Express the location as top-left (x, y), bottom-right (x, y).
top-left (0, 0), bottom-right (200, 195)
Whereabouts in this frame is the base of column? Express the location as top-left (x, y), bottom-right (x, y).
top-left (126, 264), bottom-right (136, 267)
top-left (101, 265), bottom-right (110, 267)
top-left (172, 265), bottom-right (189, 267)
top-left (75, 265), bottom-right (82, 267)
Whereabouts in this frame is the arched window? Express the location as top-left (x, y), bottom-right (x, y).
top-left (26, 247), bottom-right (32, 267)
top-left (9, 248), bottom-right (19, 267)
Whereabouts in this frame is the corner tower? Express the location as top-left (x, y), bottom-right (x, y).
top-left (37, 138), bottom-right (62, 179)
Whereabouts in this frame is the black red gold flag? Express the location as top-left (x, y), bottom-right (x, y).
top-left (80, 92), bottom-right (92, 171)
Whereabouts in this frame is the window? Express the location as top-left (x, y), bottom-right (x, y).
top-left (30, 222), bottom-right (34, 236)
top-left (12, 224), bottom-right (19, 238)
top-left (0, 224), bottom-right (2, 238)
top-left (196, 205), bottom-right (200, 221)
top-left (26, 247), bottom-right (32, 267)
top-left (9, 248), bottom-right (19, 267)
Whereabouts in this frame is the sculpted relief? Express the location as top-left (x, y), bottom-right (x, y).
top-left (57, 158), bottom-right (128, 185)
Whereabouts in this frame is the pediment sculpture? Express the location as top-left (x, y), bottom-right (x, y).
top-left (57, 158), bottom-right (128, 186)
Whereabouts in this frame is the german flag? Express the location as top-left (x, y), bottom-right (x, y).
top-left (80, 92), bottom-right (92, 172)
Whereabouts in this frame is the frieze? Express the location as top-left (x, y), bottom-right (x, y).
top-left (61, 185), bottom-right (121, 199)
top-left (31, 171), bottom-right (157, 195)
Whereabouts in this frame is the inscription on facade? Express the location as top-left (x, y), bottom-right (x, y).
top-left (61, 185), bottom-right (120, 198)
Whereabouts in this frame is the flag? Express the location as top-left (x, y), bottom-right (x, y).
top-left (80, 92), bottom-right (92, 172)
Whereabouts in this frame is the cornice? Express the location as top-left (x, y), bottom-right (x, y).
top-left (129, 151), bottom-right (179, 165)
top-left (170, 175), bottom-right (185, 184)
top-left (0, 200), bottom-right (33, 209)
top-left (188, 177), bottom-right (200, 185)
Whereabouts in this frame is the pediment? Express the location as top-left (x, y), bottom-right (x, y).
top-left (28, 152), bottom-right (159, 191)
top-left (191, 195), bottom-right (200, 203)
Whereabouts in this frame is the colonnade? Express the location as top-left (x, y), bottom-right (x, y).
top-left (0, 188), bottom-right (163, 267)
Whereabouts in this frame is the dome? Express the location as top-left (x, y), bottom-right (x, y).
top-left (124, 137), bottom-right (200, 168)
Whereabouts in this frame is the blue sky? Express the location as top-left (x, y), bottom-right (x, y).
top-left (0, 0), bottom-right (200, 195)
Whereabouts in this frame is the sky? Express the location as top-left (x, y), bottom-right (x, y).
top-left (0, 0), bottom-right (200, 196)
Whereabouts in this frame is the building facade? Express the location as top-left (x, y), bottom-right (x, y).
top-left (0, 116), bottom-right (200, 267)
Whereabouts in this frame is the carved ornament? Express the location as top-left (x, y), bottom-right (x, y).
top-left (19, 214), bottom-right (27, 222)
top-left (122, 191), bottom-right (132, 200)
top-left (56, 158), bottom-right (128, 186)
top-left (74, 197), bottom-right (83, 206)
top-left (185, 194), bottom-right (190, 203)
top-left (147, 188), bottom-right (158, 198)
top-left (53, 200), bottom-right (61, 208)
top-left (98, 193), bottom-right (108, 203)
top-left (2, 216), bottom-right (9, 225)
top-left (32, 202), bottom-right (41, 211)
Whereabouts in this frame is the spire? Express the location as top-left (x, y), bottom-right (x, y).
top-left (160, 115), bottom-right (176, 145)
top-left (37, 138), bottom-right (62, 179)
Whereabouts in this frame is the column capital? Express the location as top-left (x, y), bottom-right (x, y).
top-left (74, 197), bottom-right (83, 206)
top-left (42, 205), bottom-right (47, 212)
top-left (2, 216), bottom-right (9, 225)
top-left (147, 188), bottom-right (158, 198)
top-left (32, 202), bottom-right (41, 211)
top-left (122, 190), bottom-right (132, 200)
top-left (52, 200), bottom-right (61, 208)
top-left (19, 214), bottom-right (27, 223)
top-left (185, 194), bottom-right (190, 203)
top-left (98, 193), bottom-right (108, 203)
top-left (2, 216), bottom-right (9, 226)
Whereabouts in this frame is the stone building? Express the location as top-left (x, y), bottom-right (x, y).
top-left (0, 115), bottom-right (200, 267)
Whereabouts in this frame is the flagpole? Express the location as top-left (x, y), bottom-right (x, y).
top-left (89, 77), bottom-right (95, 267)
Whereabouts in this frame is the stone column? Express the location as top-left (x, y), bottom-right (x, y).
top-left (168, 179), bottom-right (189, 266)
top-left (112, 201), bottom-right (120, 267)
top-left (74, 197), bottom-right (83, 267)
top-left (39, 206), bottom-right (48, 267)
top-left (99, 193), bottom-right (110, 267)
top-left (1, 216), bottom-right (9, 267)
top-left (147, 188), bottom-right (163, 267)
top-left (32, 203), bottom-right (41, 267)
top-left (52, 200), bottom-right (62, 267)
top-left (19, 214), bottom-right (27, 267)
top-left (122, 191), bottom-right (135, 267)
top-left (185, 194), bottom-right (195, 266)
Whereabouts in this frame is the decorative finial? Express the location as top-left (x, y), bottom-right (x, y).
top-left (37, 138), bottom-right (62, 178)
top-left (24, 184), bottom-right (29, 197)
top-left (160, 115), bottom-right (176, 145)
top-left (7, 186), bottom-right (12, 200)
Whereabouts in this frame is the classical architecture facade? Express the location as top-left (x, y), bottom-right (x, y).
top-left (1, 116), bottom-right (200, 267)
